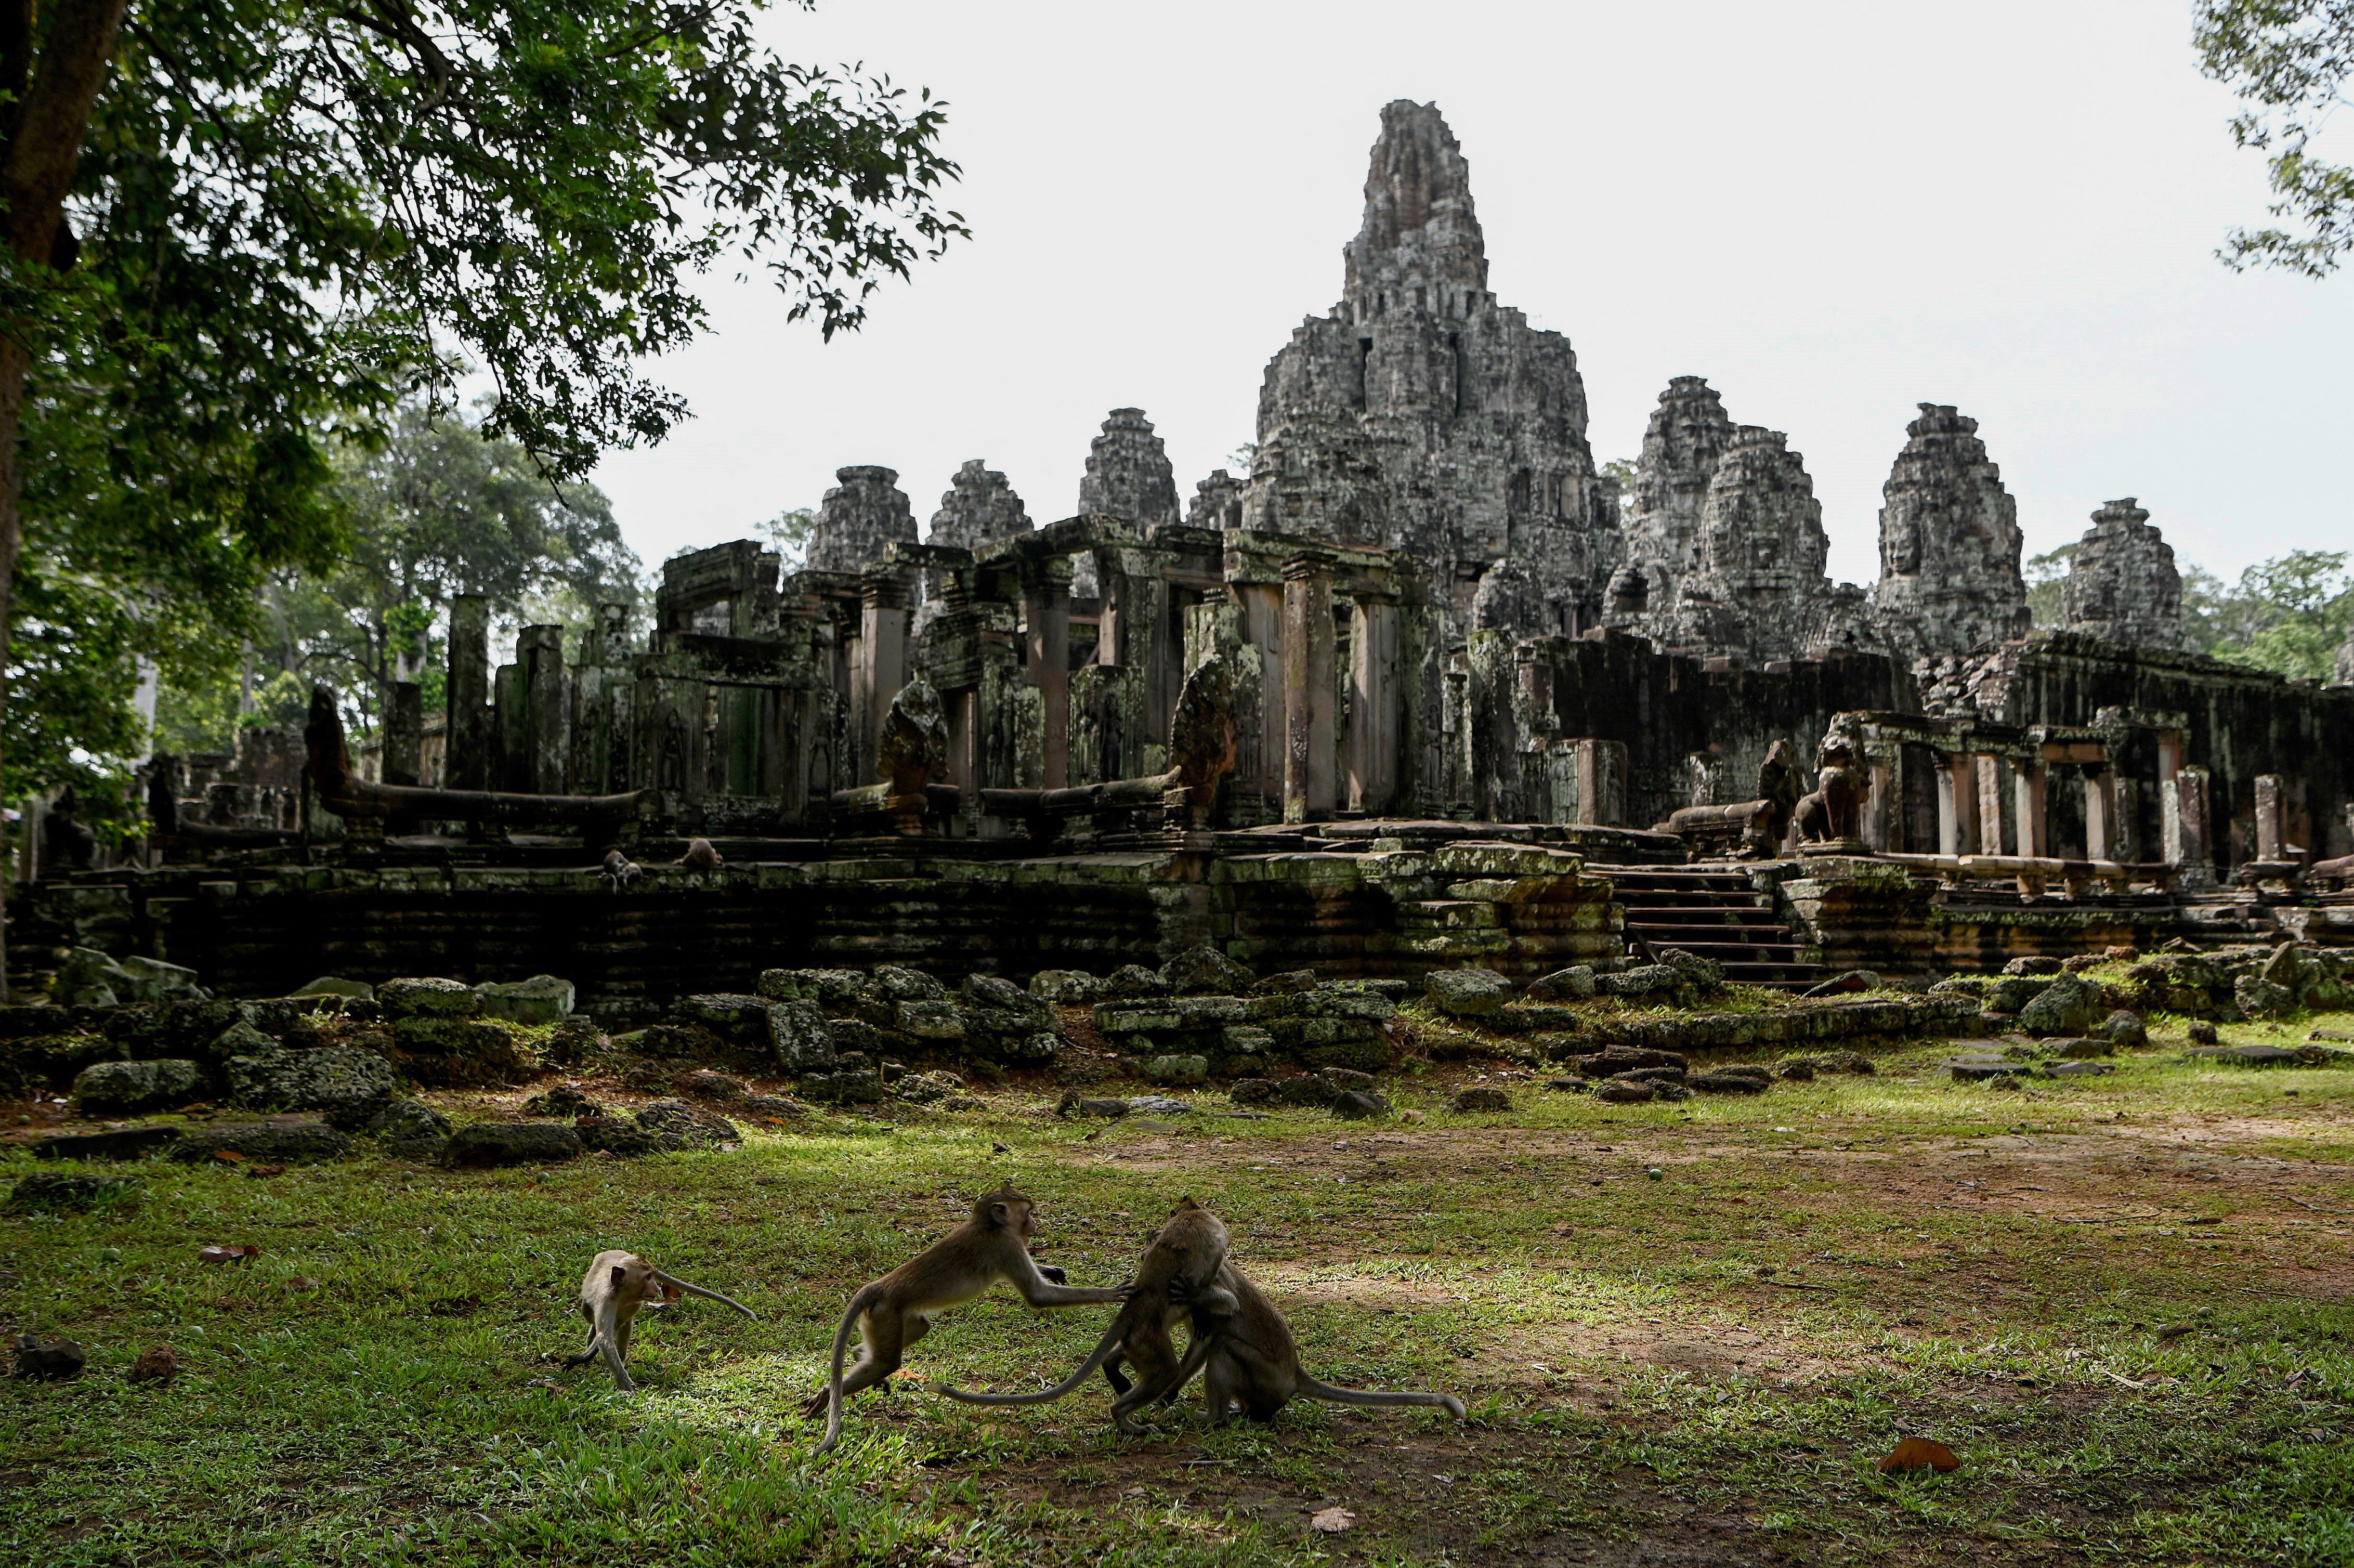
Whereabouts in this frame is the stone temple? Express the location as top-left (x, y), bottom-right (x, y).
top-left (19, 99), bottom-right (2354, 1022)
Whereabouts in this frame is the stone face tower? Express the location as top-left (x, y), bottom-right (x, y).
top-left (807, 466), bottom-right (917, 575)
top-left (1674, 427), bottom-right (1833, 663)
top-left (1244, 100), bottom-right (1611, 636)
top-left (1869, 404), bottom-right (2028, 660)
top-left (1078, 409), bottom-right (1180, 528)
top-left (926, 460), bottom-right (1031, 553)
top-left (2059, 497), bottom-right (2188, 651)
top-left (1626, 376), bottom-right (1737, 606)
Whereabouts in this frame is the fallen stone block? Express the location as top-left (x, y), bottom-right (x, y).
top-left (169, 1116), bottom-right (355, 1164)
top-left (71, 1059), bottom-right (202, 1116)
top-left (440, 1122), bottom-right (582, 1166)
top-left (1424, 968), bottom-right (1512, 1017)
top-left (1449, 1086), bottom-right (1513, 1113)
top-left (476, 975), bottom-right (575, 1025)
top-left (30, 1125), bottom-right (185, 1162)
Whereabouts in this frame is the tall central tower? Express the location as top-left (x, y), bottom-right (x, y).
top-left (1240, 101), bottom-right (1617, 637)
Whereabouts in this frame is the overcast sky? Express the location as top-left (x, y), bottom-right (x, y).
top-left (590, 0), bottom-right (2351, 590)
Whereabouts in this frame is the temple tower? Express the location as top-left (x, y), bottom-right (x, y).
top-left (1869, 403), bottom-right (2028, 660)
top-left (2059, 497), bottom-right (2189, 651)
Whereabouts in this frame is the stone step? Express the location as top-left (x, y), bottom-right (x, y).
top-left (1634, 937), bottom-right (1805, 960)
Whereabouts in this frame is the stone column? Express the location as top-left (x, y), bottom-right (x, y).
top-left (1237, 580), bottom-right (1286, 813)
top-left (1022, 559), bottom-right (1074, 789)
top-left (1940, 752), bottom-right (1981, 856)
top-left (2163, 765), bottom-right (2212, 886)
top-left (2254, 774), bottom-right (2284, 861)
top-left (492, 661), bottom-right (527, 793)
top-left (1977, 755), bottom-right (2007, 855)
top-left (1862, 758), bottom-right (1893, 852)
top-left (2013, 760), bottom-right (2047, 859)
top-left (2083, 766), bottom-right (2116, 861)
top-left (860, 573), bottom-right (910, 781)
top-left (1282, 553), bottom-right (1337, 823)
top-left (384, 681), bottom-right (423, 788)
top-left (446, 594), bottom-right (490, 790)
top-left (1346, 592), bottom-right (1400, 814)
top-left (519, 625), bottom-right (569, 795)
top-left (1573, 739), bottom-right (1628, 827)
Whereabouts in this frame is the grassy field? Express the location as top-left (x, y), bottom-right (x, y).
top-left (4, 1011), bottom-right (2352, 1566)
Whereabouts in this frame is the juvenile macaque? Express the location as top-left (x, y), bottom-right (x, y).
top-left (598, 850), bottom-right (642, 892)
top-left (564, 1250), bottom-right (757, 1393)
top-left (1138, 1260), bottom-right (1466, 1425)
top-left (935, 1197), bottom-right (1231, 1434)
top-left (807, 1186), bottom-right (1129, 1456)
top-left (675, 837), bottom-right (724, 870)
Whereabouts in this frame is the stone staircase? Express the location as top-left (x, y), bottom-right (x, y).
top-left (1596, 866), bottom-right (1824, 990)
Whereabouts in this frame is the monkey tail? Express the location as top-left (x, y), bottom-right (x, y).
top-left (933, 1318), bottom-right (1126, 1407)
top-left (652, 1272), bottom-right (758, 1319)
top-left (1295, 1376), bottom-right (1467, 1419)
top-left (813, 1284), bottom-right (878, 1458)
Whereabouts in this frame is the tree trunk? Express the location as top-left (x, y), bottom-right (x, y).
top-left (0, 0), bottom-right (134, 999)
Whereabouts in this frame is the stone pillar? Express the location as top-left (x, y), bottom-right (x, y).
top-left (492, 661), bottom-right (527, 793)
top-left (384, 681), bottom-right (423, 788)
top-left (2254, 774), bottom-right (2284, 861)
top-left (1862, 759), bottom-right (1893, 852)
top-left (2083, 766), bottom-right (2115, 861)
top-left (1977, 755), bottom-right (2007, 855)
top-left (1237, 580), bottom-right (1286, 813)
top-left (1346, 593), bottom-right (1400, 813)
top-left (1283, 554), bottom-right (1337, 822)
top-left (2163, 765), bottom-right (2212, 886)
top-left (447, 594), bottom-right (490, 790)
top-left (1940, 753), bottom-right (1981, 856)
top-left (519, 625), bottom-right (569, 795)
top-left (1022, 559), bottom-right (1074, 790)
top-left (1573, 739), bottom-right (1628, 827)
top-left (860, 573), bottom-right (909, 781)
top-left (2013, 760), bottom-right (2047, 859)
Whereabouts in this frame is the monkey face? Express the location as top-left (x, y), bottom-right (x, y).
top-left (610, 1259), bottom-right (667, 1310)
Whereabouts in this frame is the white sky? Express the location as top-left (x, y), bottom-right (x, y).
top-left (590, 0), bottom-right (2353, 590)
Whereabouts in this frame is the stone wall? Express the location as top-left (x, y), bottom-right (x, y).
top-left (38, 841), bottom-right (1628, 1016)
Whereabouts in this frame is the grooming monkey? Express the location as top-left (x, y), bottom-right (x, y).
top-left (597, 849), bottom-right (643, 892)
top-left (935, 1197), bottom-right (1232, 1434)
top-left (565, 1250), bottom-right (758, 1393)
top-left (806, 1185), bottom-right (1130, 1456)
top-left (675, 837), bottom-right (724, 870)
top-left (1134, 1259), bottom-right (1467, 1425)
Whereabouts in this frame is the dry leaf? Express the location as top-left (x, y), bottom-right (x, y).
top-left (1877, 1437), bottom-right (1961, 1474)
top-left (211, 1150), bottom-right (246, 1164)
top-left (198, 1244), bottom-right (261, 1265)
top-left (1309, 1507), bottom-right (1357, 1533)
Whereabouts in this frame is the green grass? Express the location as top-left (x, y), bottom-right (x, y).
top-left (4, 1010), bottom-right (2353, 1565)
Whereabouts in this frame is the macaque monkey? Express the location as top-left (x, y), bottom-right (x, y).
top-left (564, 1250), bottom-right (757, 1393)
top-left (806, 1185), bottom-right (1129, 1456)
top-left (1137, 1260), bottom-right (1466, 1425)
top-left (598, 850), bottom-right (642, 892)
top-left (675, 837), bottom-right (724, 870)
top-left (935, 1197), bottom-right (1232, 1434)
